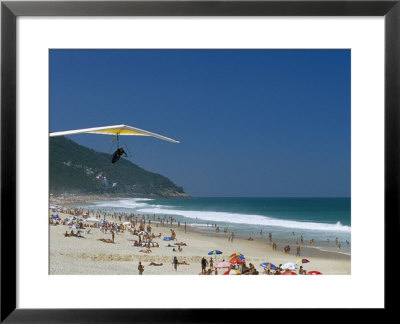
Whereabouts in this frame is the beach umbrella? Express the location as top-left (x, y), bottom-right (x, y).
top-left (216, 261), bottom-right (231, 268)
top-left (281, 262), bottom-right (298, 270)
top-left (230, 253), bottom-right (245, 259)
top-left (260, 262), bottom-right (277, 270)
top-left (307, 271), bottom-right (323, 275)
top-left (281, 270), bottom-right (297, 275)
top-left (297, 258), bottom-right (310, 264)
top-left (223, 269), bottom-right (241, 275)
top-left (229, 257), bottom-right (245, 265)
top-left (208, 250), bottom-right (223, 255)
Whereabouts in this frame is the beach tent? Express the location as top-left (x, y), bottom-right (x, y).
top-left (281, 262), bottom-right (299, 270)
top-left (215, 262), bottom-right (231, 268)
top-left (260, 262), bottom-right (277, 270)
top-left (84, 217), bottom-right (100, 223)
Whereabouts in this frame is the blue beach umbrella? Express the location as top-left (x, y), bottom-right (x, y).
top-left (260, 262), bottom-right (277, 270)
top-left (208, 250), bottom-right (223, 255)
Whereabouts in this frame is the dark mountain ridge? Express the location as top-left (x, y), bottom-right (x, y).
top-left (49, 136), bottom-right (189, 198)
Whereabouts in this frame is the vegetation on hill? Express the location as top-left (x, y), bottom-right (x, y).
top-left (49, 136), bottom-right (188, 198)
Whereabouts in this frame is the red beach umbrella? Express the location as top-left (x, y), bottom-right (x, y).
top-left (229, 257), bottom-right (245, 265)
top-left (307, 271), bottom-right (323, 275)
top-left (281, 270), bottom-right (297, 275)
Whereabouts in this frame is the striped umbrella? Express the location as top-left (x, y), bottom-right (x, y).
top-left (223, 269), bottom-right (241, 275)
top-left (230, 253), bottom-right (245, 260)
top-left (260, 262), bottom-right (277, 270)
top-left (297, 258), bottom-right (310, 264)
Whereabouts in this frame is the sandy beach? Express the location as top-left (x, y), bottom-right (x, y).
top-left (49, 206), bottom-right (350, 275)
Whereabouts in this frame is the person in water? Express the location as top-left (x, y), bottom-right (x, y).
top-left (112, 147), bottom-right (128, 163)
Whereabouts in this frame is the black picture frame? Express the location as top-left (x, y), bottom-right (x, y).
top-left (1, 0), bottom-right (398, 321)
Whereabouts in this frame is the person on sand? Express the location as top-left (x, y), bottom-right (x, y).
top-left (111, 231), bottom-right (115, 243)
top-left (299, 266), bottom-right (307, 275)
top-left (215, 267), bottom-right (218, 275)
top-left (173, 256), bottom-right (178, 271)
top-left (296, 245), bottom-right (301, 257)
top-left (149, 262), bottom-right (163, 266)
top-left (201, 257), bottom-right (208, 274)
top-left (64, 231), bottom-right (69, 237)
top-left (138, 262), bottom-right (144, 275)
top-left (178, 260), bottom-right (190, 265)
top-left (209, 257), bottom-right (213, 269)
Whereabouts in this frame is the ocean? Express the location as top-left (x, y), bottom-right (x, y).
top-left (78, 197), bottom-right (351, 255)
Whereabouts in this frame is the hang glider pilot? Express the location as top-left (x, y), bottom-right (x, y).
top-left (112, 147), bottom-right (128, 164)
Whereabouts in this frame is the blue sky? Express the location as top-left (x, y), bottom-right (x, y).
top-left (50, 49), bottom-right (350, 197)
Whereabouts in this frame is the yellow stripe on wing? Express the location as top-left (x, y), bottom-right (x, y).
top-left (89, 129), bottom-right (148, 135)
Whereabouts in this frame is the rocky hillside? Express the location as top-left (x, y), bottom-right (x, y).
top-left (49, 136), bottom-right (189, 198)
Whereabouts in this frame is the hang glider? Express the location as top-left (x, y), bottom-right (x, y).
top-left (49, 124), bottom-right (180, 143)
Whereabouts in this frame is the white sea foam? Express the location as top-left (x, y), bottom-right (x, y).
top-left (92, 198), bottom-right (156, 209)
top-left (136, 207), bottom-right (351, 233)
top-left (314, 246), bottom-right (351, 256)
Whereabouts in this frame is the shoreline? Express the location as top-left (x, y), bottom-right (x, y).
top-left (50, 194), bottom-right (351, 261)
top-left (50, 202), bottom-right (351, 274)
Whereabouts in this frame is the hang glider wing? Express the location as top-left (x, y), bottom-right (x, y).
top-left (49, 124), bottom-right (180, 143)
